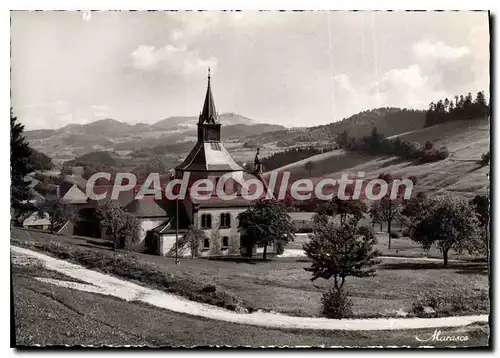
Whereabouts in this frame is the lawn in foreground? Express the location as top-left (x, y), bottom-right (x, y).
top-left (11, 228), bottom-right (489, 318)
top-left (12, 270), bottom-right (489, 347)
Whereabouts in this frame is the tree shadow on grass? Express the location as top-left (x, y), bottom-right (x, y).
top-left (381, 261), bottom-right (488, 271)
top-left (378, 157), bottom-right (408, 168)
top-left (455, 267), bottom-right (489, 276)
top-left (77, 243), bottom-right (113, 251)
top-left (207, 257), bottom-right (259, 265)
top-left (84, 238), bottom-right (113, 249)
top-left (466, 163), bottom-right (487, 174)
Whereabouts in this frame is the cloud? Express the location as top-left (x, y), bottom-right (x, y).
top-left (129, 44), bottom-right (217, 75)
top-left (169, 12), bottom-right (220, 44)
top-left (413, 40), bottom-right (470, 61)
top-left (333, 64), bottom-right (446, 115)
top-left (334, 74), bottom-right (356, 94)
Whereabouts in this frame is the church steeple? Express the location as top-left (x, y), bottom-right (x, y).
top-left (197, 68), bottom-right (221, 143)
top-left (175, 71), bottom-right (244, 175)
top-left (199, 67), bottom-right (218, 124)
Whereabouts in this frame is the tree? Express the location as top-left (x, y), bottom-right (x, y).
top-left (470, 194), bottom-right (490, 261)
top-left (373, 173), bottom-right (402, 249)
top-left (237, 199), bottom-right (295, 260)
top-left (183, 225), bottom-right (206, 259)
top-left (474, 91), bottom-right (487, 117)
top-left (398, 215), bottom-right (411, 233)
top-left (402, 192), bottom-right (427, 219)
top-left (303, 221), bottom-right (380, 318)
top-left (304, 160), bottom-right (314, 176)
top-left (369, 201), bottom-right (383, 231)
top-left (410, 195), bottom-right (480, 265)
top-left (11, 109), bottom-right (34, 213)
top-left (379, 196), bottom-right (402, 249)
top-left (329, 196), bottom-right (367, 226)
top-left (38, 196), bottom-right (77, 233)
top-left (30, 149), bottom-right (53, 171)
top-left (97, 203), bottom-right (140, 253)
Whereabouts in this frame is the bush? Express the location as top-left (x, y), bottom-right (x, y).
top-left (321, 288), bottom-right (353, 319)
top-left (389, 231), bottom-right (400, 239)
top-left (202, 284), bottom-right (217, 293)
top-left (401, 229), bottom-right (410, 237)
top-left (411, 290), bottom-right (489, 318)
top-left (481, 151), bottom-right (490, 165)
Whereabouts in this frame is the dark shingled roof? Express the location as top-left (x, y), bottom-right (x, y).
top-left (124, 198), bottom-right (169, 218)
top-left (176, 142), bottom-right (243, 172)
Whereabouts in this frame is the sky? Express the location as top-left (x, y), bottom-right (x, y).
top-left (11, 11), bottom-right (490, 130)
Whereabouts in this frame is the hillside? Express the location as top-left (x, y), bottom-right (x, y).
top-left (245, 108), bottom-right (426, 147)
top-left (265, 118), bottom-right (490, 197)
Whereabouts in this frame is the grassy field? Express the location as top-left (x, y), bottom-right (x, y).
top-left (12, 228), bottom-right (489, 319)
top-left (266, 118), bottom-right (490, 197)
top-left (288, 231), bottom-right (483, 261)
top-left (12, 266), bottom-right (490, 347)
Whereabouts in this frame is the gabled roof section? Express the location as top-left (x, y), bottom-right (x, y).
top-left (175, 142), bottom-right (243, 172)
top-left (61, 184), bottom-right (88, 204)
top-left (124, 198), bottom-right (169, 218)
top-left (199, 68), bottom-right (218, 124)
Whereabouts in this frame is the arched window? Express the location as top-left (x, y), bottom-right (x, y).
top-left (201, 214), bottom-right (212, 229)
top-left (220, 213), bottom-right (231, 228)
top-left (221, 236), bottom-right (229, 249)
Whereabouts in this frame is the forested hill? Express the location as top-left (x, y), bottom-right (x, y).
top-left (244, 107), bottom-right (427, 147)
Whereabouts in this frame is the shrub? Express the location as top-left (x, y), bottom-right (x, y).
top-left (202, 284), bottom-right (217, 293)
top-left (321, 287), bottom-right (353, 319)
top-left (389, 231), bottom-right (400, 239)
top-left (401, 229), bottom-right (410, 237)
top-left (481, 151), bottom-right (490, 165)
top-left (424, 140), bottom-right (434, 151)
top-left (411, 291), bottom-right (445, 318)
top-left (411, 290), bottom-right (489, 318)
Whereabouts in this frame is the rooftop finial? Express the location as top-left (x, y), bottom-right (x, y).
top-left (208, 67), bottom-right (211, 81)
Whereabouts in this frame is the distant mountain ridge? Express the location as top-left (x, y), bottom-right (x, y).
top-left (24, 113), bottom-right (285, 162)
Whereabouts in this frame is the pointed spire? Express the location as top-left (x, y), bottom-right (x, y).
top-left (199, 68), bottom-right (218, 124)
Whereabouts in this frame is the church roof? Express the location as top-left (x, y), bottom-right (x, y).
top-left (124, 198), bottom-right (169, 218)
top-left (176, 142), bottom-right (243, 172)
top-left (199, 68), bottom-right (218, 124)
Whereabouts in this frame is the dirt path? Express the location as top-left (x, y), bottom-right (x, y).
top-left (11, 245), bottom-right (488, 331)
